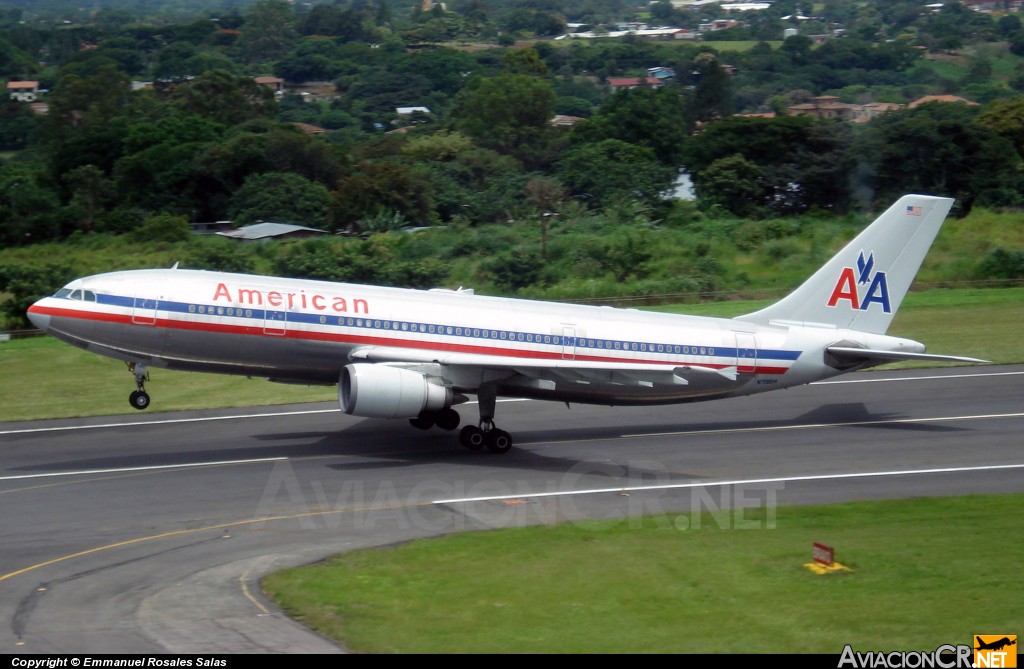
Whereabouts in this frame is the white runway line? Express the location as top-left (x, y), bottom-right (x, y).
top-left (433, 463), bottom-right (1024, 505)
top-left (812, 370), bottom-right (1024, 385)
top-left (0, 399), bottom-right (530, 436)
top-left (620, 411), bottom-right (1024, 439)
top-left (0, 456), bottom-right (288, 481)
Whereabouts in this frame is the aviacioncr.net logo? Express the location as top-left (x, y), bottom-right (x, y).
top-left (837, 644), bottom-right (973, 668)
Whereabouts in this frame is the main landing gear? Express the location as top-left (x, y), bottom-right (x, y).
top-left (408, 384), bottom-right (514, 453)
top-left (409, 407), bottom-right (461, 431)
top-left (457, 385), bottom-right (512, 454)
top-left (458, 422), bottom-right (512, 454)
top-left (127, 362), bottom-right (151, 410)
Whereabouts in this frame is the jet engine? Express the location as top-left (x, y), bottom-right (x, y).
top-left (340, 364), bottom-right (452, 419)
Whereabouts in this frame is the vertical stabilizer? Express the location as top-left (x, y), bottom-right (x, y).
top-left (736, 194), bottom-right (954, 334)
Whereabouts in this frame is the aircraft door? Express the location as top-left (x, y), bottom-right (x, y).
top-left (734, 331), bottom-right (757, 375)
top-left (132, 295), bottom-right (158, 325)
top-left (264, 307), bottom-right (287, 335)
top-left (561, 325), bottom-right (576, 360)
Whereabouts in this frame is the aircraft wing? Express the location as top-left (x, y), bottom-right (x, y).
top-left (825, 346), bottom-right (988, 366)
top-left (349, 345), bottom-right (738, 386)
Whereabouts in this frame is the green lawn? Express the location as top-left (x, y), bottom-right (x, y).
top-left (264, 495), bottom-right (1024, 653)
top-left (0, 336), bottom-right (336, 423)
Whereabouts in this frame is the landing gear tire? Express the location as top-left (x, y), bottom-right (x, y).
top-left (485, 428), bottom-right (512, 454)
top-left (409, 414), bottom-right (434, 430)
top-left (459, 425), bottom-right (486, 450)
top-left (435, 407), bottom-right (461, 431)
top-left (129, 390), bottom-right (151, 410)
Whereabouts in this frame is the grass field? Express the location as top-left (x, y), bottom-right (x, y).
top-left (263, 495), bottom-right (1024, 653)
top-left (1, 287), bottom-right (1019, 423)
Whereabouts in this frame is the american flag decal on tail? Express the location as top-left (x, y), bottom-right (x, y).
top-left (905, 205), bottom-right (922, 216)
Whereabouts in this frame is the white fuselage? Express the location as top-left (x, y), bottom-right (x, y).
top-left (27, 268), bottom-right (890, 407)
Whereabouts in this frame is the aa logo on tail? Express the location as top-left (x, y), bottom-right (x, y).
top-left (827, 251), bottom-right (891, 313)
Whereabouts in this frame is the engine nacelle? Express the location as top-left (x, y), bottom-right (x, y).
top-left (340, 364), bottom-right (452, 419)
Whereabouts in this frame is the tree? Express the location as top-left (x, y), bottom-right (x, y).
top-left (153, 42), bottom-right (200, 80)
top-left (689, 52), bottom-right (735, 122)
top-left (0, 166), bottom-right (60, 245)
top-left (298, 5), bottom-right (369, 40)
top-left (682, 115), bottom-right (856, 213)
top-left (501, 48), bottom-right (548, 75)
top-left (570, 87), bottom-right (691, 166)
top-left (692, 154), bottom-right (767, 217)
top-left (114, 111), bottom-right (225, 217)
top-left (228, 172), bottom-right (332, 226)
top-left (780, 34), bottom-right (813, 66)
top-left (451, 73), bottom-right (558, 168)
top-left (557, 139), bottom-right (677, 209)
top-left (41, 64), bottom-right (132, 149)
top-left (237, 0), bottom-right (298, 63)
top-left (0, 101), bottom-right (37, 151)
top-left (858, 102), bottom-right (1019, 214)
top-left (682, 116), bottom-right (813, 174)
top-left (0, 262), bottom-right (75, 327)
top-left (975, 96), bottom-right (1024, 159)
top-left (169, 70), bottom-right (277, 127)
top-left (329, 161), bottom-right (435, 232)
top-left (64, 165), bottom-right (114, 232)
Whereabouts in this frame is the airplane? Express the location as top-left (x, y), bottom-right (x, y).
top-left (26, 194), bottom-right (986, 454)
top-left (976, 637), bottom-right (1016, 652)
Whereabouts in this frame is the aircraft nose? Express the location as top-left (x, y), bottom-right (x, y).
top-left (26, 302), bottom-right (50, 332)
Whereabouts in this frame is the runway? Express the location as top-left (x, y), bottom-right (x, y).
top-left (1, 365), bottom-right (1022, 653)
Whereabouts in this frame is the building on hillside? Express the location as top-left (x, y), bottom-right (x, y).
top-left (551, 114), bottom-right (584, 127)
top-left (607, 77), bottom-right (663, 92)
top-left (190, 221), bottom-right (235, 234)
top-left (720, 2), bottom-right (773, 10)
top-left (217, 222), bottom-right (329, 242)
top-left (290, 122), bottom-right (328, 135)
top-left (287, 81), bottom-right (339, 103)
top-left (683, 0), bottom-right (772, 9)
top-left (907, 94), bottom-right (979, 108)
top-left (7, 81), bottom-right (39, 102)
top-left (700, 19), bottom-right (740, 31)
top-left (851, 102), bottom-right (904, 123)
top-left (787, 96), bottom-right (856, 120)
top-left (254, 76), bottom-right (285, 95)
top-left (788, 96), bottom-right (905, 122)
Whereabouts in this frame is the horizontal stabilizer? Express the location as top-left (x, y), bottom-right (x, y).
top-left (825, 346), bottom-right (989, 366)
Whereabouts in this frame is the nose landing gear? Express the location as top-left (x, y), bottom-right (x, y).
top-left (127, 362), bottom-right (150, 410)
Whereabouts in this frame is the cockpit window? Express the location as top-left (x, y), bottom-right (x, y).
top-left (54, 283), bottom-right (96, 301)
